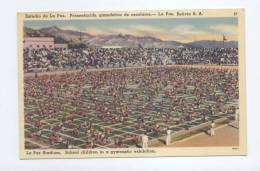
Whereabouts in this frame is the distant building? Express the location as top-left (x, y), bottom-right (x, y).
top-left (24, 37), bottom-right (54, 49)
top-left (24, 37), bottom-right (68, 50)
top-left (101, 45), bottom-right (122, 49)
top-left (54, 43), bottom-right (68, 49)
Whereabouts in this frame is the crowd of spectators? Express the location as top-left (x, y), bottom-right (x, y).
top-left (23, 47), bottom-right (238, 72)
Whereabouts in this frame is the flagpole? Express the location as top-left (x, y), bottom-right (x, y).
top-left (80, 31), bottom-right (82, 42)
top-left (222, 35), bottom-right (224, 48)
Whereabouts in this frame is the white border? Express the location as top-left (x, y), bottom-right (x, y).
top-left (0, 0), bottom-right (260, 170)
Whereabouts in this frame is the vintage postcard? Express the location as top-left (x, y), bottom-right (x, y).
top-left (17, 9), bottom-right (246, 159)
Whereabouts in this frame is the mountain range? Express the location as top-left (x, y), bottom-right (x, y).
top-left (24, 26), bottom-right (238, 48)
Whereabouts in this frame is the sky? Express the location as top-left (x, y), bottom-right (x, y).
top-left (24, 17), bottom-right (238, 43)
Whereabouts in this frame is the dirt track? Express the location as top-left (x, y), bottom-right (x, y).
top-left (163, 124), bottom-right (239, 147)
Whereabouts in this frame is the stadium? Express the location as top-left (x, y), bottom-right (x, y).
top-left (23, 46), bottom-right (239, 149)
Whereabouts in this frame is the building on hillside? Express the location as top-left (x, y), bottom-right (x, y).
top-left (23, 37), bottom-right (68, 50)
top-left (23, 37), bottom-right (55, 49)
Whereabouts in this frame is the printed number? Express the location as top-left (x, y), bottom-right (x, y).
top-left (234, 12), bottom-right (238, 16)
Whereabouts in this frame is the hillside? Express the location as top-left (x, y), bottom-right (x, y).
top-left (24, 26), bottom-right (238, 48)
